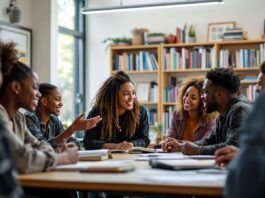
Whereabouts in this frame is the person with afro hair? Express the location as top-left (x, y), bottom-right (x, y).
top-left (163, 68), bottom-right (251, 155)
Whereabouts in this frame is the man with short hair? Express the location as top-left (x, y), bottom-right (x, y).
top-left (163, 68), bottom-right (251, 155)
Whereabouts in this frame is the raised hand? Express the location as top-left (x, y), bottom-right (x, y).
top-left (71, 112), bottom-right (102, 131)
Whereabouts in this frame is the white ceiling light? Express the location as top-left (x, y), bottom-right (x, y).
top-left (81, 0), bottom-right (224, 15)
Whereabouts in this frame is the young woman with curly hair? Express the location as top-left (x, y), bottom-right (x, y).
top-left (83, 71), bottom-right (150, 151)
top-left (163, 76), bottom-right (218, 151)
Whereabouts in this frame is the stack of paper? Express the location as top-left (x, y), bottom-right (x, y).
top-left (55, 160), bottom-right (135, 173)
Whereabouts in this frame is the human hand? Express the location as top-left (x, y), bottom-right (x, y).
top-left (72, 112), bottom-right (102, 131)
top-left (162, 137), bottom-right (183, 152)
top-left (181, 142), bottom-right (200, 155)
top-left (115, 141), bottom-right (134, 151)
top-left (56, 143), bottom-right (79, 165)
top-left (215, 146), bottom-right (239, 167)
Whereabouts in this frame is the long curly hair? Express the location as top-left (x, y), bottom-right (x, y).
top-left (91, 71), bottom-right (140, 142)
top-left (176, 76), bottom-right (217, 123)
top-left (0, 41), bottom-right (33, 95)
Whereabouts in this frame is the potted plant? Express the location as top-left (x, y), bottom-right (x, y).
top-left (188, 24), bottom-right (197, 43)
top-left (102, 37), bottom-right (132, 51)
top-left (154, 123), bottom-right (163, 144)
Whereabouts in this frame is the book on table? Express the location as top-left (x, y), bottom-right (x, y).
top-left (149, 159), bottom-right (216, 170)
top-left (78, 149), bottom-right (110, 161)
top-left (55, 160), bottom-right (135, 173)
top-left (110, 147), bottom-right (156, 154)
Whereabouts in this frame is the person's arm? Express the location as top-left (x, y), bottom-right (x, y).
top-left (215, 145), bottom-right (239, 167)
top-left (83, 109), bottom-right (105, 150)
top-left (53, 113), bottom-right (102, 146)
top-left (196, 104), bottom-right (250, 155)
top-left (131, 106), bottom-right (150, 147)
top-left (10, 113), bottom-right (56, 173)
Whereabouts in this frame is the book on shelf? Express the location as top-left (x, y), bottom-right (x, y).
top-left (110, 147), bottom-right (156, 154)
top-left (164, 46), bottom-right (213, 70)
top-left (149, 81), bottom-right (158, 102)
top-left (222, 28), bottom-right (248, 40)
top-left (149, 159), bottom-right (216, 170)
top-left (147, 108), bottom-right (157, 126)
top-left (55, 160), bottom-right (135, 173)
top-left (78, 149), bottom-right (110, 161)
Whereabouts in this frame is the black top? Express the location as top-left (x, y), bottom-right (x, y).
top-left (83, 105), bottom-right (150, 150)
top-left (195, 96), bottom-right (252, 155)
top-left (225, 92), bottom-right (265, 198)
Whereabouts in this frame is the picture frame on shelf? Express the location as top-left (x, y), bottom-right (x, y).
top-left (207, 21), bottom-right (236, 42)
top-left (136, 82), bottom-right (150, 102)
top-left (0, 21), bottom-right (32, 67)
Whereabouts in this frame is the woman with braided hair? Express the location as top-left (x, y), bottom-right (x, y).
top-left (83, 71), bottom-right (150, 150)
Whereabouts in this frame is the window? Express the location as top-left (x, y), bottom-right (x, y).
top-left (57, 0), bottom-right (85, 137)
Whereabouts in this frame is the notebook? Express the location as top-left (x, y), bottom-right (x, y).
top-left (149, 159), bottom-right (216, 170)
top-left (55, 160), bottom-right (135, 173)
top-left (78, 149), bottom-right (110, 161)
top-left (110, 147), bottom-right (156, 154)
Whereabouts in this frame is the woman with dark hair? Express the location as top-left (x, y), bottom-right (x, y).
top-left (0, 41), bottom-right (24, 197)
top-left (83, 71), bottom-right (150, 150)
top-left (0, 41), bottom-right (78, 174)
top-left (25, 83), bottom-right (102, 149)
top-left (163, 76), bottom-right (217, 152)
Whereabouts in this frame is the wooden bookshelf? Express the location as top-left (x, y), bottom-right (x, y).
top-left (110, 39), bottom-right (265, 135)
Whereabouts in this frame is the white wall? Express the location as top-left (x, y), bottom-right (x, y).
top-left (86, 0), bottom-right (265, 108)
top-left (0, 0), bottom-right (57, 84)
top-left (31, 0), bottom-right (58, 84)
top-left (0, 0), bottom-right (32, 26)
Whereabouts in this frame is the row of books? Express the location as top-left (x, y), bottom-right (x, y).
top-left (163, 86), bottom-right (179, 102)
top-left (162, 106), bottom-right (175, 135)
top-left (241, 84), bottom-right (257, 102)
top-left (176, 27), bottom-right (186, 43)
top-left (113, 51), bottom-right (158, 71)
top-left (163, 47), bottom-right (214, 70)
top-left (219, 47), bottom-right (265, 68)
top-left (147, 109), bottom-right (157, 126)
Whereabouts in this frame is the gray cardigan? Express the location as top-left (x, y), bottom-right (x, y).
top-left (0, 105), bottom-right (56, 173)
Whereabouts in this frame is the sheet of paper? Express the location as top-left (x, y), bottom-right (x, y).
top-left (55, 160), bottom-right (134, 171)
top-left (136, 153), bottom-right (187, 161)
